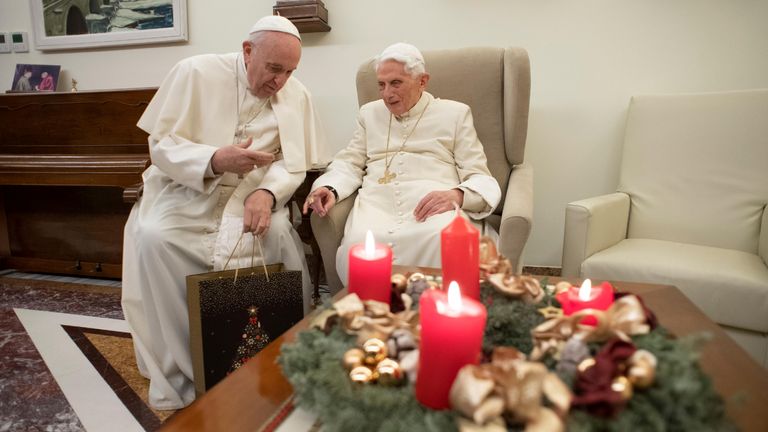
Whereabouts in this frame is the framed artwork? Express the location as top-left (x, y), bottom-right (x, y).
top-left (29, 0), bottom-right (187, 51)
top-left (11, 64), bottom-right (61, 92)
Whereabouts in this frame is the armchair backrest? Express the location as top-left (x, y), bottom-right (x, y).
top-left (618, 89), bottom-right (768, 253)
top-left (355, 47), bottom-right (531, 215)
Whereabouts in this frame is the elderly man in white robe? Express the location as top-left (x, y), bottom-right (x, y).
top-left (121, 16), bottom-right (324, 410)
top-left (304, 43), bottom-right (500, 285)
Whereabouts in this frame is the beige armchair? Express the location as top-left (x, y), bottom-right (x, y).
top-left (312, 47), bottom-right (532, 293)
top-left (562, 89), bottom-right (768, 367)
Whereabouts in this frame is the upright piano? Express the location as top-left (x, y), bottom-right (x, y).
top-left (0, 88), bottom-right (156, 279)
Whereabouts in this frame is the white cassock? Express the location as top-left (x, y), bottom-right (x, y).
top-left (121, 52), bottom-right (324, 410)
top-left (312, 92), bottom-right (501, 285)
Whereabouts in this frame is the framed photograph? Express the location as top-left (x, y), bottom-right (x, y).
top-left (29, 0), bottom-right (188, 51)
top-left (11, 64), bottom-right (61, 93)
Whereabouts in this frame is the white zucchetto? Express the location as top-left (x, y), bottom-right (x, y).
top-left (378, 43), bottom-right (425, 66)
top-left (249, 15), bottom-right (301, 40)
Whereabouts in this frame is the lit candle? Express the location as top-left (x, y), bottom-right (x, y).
top-left (416, 282), bottom-right (487, 409)
top-left (441, 213), bottom-right (480, 300)
top-left (347, 230), bottom-right (393, 305)
top-left (555, 279), bottom-right (614, 325)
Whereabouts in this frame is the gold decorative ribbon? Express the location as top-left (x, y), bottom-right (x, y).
top-left (487, 273), bottom-right (545, 303)
top-left (310, 293), bottom-right (419, 346)
top-left (529, 295), bottom-right (651, 361)
top-left (450, 347), bottom-right (571, 432)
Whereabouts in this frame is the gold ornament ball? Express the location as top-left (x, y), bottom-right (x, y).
top-left (375, 358), bottom-right (404, 386)
top-left (628, 365), bottom-right (655, 388)
top-left (363, 338), bottom-right (388, 365)
top-left (391, 274), bottom-right (408, 293)
top-left (342, 348), bottom-right (366, 371)
top-left (349, 366), bottom-right (374, 384)
top-left (611, 375), bottom-right (634, 400)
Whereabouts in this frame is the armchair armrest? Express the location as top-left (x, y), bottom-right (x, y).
top-left (760, 205), bottom-right (768, 267)
top-left (499, 163), bottom-right (533, 274)
top-left (310, 191), bottom-right (357, 294)
top-left (562, 192), bottom-right (630, 277)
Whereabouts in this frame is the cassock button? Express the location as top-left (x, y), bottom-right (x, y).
top-left (398, 171), bottom-right (403, 175)
top-left (398, 211), bottom-right (403, 216)
top-left (388, 229), bottom-right (395, 234)
top-left (394, 181), bottom-right (400, 186)
top-left (388, 242), bottom-right (394, 247)
top-left (395, 190), bottom-right (401, 195)
top-left (397, 201), bottom-right (402, 206)
top-left (398, 160), bottom-right (404, 165)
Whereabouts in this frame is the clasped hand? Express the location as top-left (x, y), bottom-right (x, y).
top-left (211, 137), bottom-right (275, 175)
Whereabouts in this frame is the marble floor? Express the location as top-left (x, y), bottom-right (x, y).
top-left (1, 264), bottom-right (550, 432)
top-left (0, 274), bottom-right (174, 432)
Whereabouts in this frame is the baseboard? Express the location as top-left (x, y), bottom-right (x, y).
top-left (522, 266), bottom-right (562, 277)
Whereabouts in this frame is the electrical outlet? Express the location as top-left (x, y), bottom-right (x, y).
top-left (0, 33), bottom-right (11, 53)
top-left (11, 31), bottom-right (29, 53)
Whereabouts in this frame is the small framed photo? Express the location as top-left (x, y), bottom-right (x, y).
top-left (11, 64), bottom-right (61, 93)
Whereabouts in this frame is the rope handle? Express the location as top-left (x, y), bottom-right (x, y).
top-left (221, 231), bottom-right (270, 284)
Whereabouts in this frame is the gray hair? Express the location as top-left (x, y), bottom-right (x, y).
top-left (374, 42), bottom-right (426, 78)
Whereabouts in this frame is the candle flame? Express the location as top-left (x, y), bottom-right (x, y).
top-left (578, 279), bottom-right (592, 301)
top-left (365, 230), bottom-right (375, 258)
top-left (447, 281), bottom-right (462, 312)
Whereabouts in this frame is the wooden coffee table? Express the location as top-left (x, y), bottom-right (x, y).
top-left (161, 275), bottom-right (768, 432)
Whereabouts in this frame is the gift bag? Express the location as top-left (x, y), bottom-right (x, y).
top-left (187, 234), bottom-right (304, 396)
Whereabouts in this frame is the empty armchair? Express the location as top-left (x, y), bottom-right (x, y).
top-left (562, 89), bottom-right (768, 367)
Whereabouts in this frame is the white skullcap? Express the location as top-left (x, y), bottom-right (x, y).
top-left (376, 42), bottom-right (426, 76)
top-left (249, 15), bottom-right (301, 40)
top-left (378, 43), bottom-right (424, 66)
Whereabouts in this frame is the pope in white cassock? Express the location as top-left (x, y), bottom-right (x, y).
top-left (304, 43), bottom-right (501, 285)
top-left (121, 16), bottom-right (324, 410)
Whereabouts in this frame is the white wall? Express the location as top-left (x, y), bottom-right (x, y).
top-left (2, 0), bottom-right (767, 267)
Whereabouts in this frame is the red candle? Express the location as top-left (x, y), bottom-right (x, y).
top-left (441, 213), bottom-right (480, 300)
top-left (555, 279), bottom-right (614, 325)
top-left (347, 230), bottom-right (392, 305)
top-left (415, 282), bottom-right (487, 409)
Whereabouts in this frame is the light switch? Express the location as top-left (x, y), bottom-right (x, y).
top-left (0, 33), bottom-right (11, 53)
top-left (11, 31), bottom-right (29, 53)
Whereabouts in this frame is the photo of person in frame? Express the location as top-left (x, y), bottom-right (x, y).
top-left (11, 64), bottom-right (61, 93)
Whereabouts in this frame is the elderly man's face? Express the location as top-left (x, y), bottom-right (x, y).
top-left (377, 60), bottom-right (429, 116)
top-left (242, 32), bottom-right (301, 99)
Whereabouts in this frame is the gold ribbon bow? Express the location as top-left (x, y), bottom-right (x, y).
top-left (450, 347), bottom-right (571, 432)
top-left (529, 295), bottom-right (650, 361)
top-left (311, 293), bottom-right (419, 345)
top-left (487, 272), bottom-right (545, 304)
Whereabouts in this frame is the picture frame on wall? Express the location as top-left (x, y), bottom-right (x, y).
top-left (29, 0), bottom-right (188, 51)
top-left (10, 64), bottom-right (61, 93)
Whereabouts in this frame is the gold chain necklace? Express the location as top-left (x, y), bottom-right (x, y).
top-left (378, 99), bottom-right (431, 184)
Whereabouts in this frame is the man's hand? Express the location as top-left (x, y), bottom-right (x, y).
top-left (243, 189), bottom-right (274, 236)
top-left (211, 137), bottom-right (275, 175)
top-left (413, 189), bottom-right (464, 222)
top-left (302, 187), bottom-right (337, 217)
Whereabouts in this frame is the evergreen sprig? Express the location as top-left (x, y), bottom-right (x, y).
top-left (279, 282), bottom-right (734, 431)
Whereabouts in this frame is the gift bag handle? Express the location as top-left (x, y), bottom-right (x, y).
top-left (222, 232), bottom-right (270, 284)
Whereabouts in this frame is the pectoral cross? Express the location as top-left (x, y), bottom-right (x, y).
top-left (378, 169), bottom-right (396, 184)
